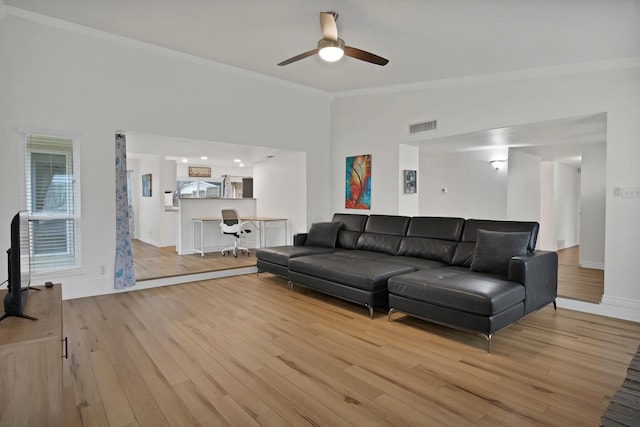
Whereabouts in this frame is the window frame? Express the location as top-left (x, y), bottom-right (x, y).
top-left (18, 127), bottom-right (82, 274)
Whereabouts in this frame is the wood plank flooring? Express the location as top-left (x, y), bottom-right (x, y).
top-left (132, 240), bottom-right (256, 281)
top-left (63, 273), bottom-right (640, 426)
top-left (557, 246), bottom-right (604, 304)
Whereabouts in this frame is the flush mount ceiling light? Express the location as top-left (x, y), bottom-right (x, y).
top-left (318, 38), bottom-right (345, 62)
top-left (490, 160), bottom-right (507, 170)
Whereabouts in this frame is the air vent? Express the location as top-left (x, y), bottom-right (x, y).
top-left (409, 120), bottom-right (437, 134)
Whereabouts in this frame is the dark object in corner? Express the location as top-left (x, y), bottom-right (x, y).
top-left (45, 281), bottom-right (54, 288)
top-left (601, 344), bottom-right (640, 426)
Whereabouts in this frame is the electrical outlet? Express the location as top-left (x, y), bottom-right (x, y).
top-left (622, 187), bottom-right (640, 199)
top-left (100, 265), bottom-right (106, 275)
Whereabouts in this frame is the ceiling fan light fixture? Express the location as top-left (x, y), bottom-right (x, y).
top-left (318, 38), bottom-right (344, 62)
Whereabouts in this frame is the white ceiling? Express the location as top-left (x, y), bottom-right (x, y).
top-left (5, 0), bottom-right (639, 93)
top-left (3, 1), bottom-right (629, 164)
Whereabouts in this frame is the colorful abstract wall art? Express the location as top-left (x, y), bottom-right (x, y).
top-left (345, 154), bottom-right (371, 209)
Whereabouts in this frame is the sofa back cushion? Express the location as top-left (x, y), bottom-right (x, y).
top-left (451, 219), bottom-right (539, 267)
top-left (354, 215), bottom-right (410, 255)
top-left (405, 217), bottom-right (465, 240)
top-left (397, 217), bottom-right (465, 263)
top-left (356, 233), bottom-right (404, 255)
top-left (333, 213), bottom-right (368, 231)
top-left (397, 238), bottom-right (458, 263)
top-left (333, 213), bottom-right (368, 250)
top-left (364, 215), bottom-right (411, 235)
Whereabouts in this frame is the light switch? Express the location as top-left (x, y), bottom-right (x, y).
top-left (622, 187), bottom-right (640, 199)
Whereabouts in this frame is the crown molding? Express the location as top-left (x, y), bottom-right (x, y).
top-left (332, 56), bottom-right (640, 99)
top-left (5, 6), bottom-right (331, 98)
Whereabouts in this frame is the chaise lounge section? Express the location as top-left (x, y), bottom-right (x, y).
top-left (256, 214), bottom-right (557, 351)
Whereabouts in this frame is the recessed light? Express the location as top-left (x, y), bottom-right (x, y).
top-left (239, 163), bottom-right (244, 167)
top-left (234, 159), bottom-right (241, 163)
top-left (181, 158), bottom-right (187, 163)
top-left (200, 156), bottom-right (208, 160)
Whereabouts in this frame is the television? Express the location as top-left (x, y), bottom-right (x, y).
top-left (1, 211), bottom-right (37, 321)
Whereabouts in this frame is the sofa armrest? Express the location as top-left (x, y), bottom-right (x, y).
top-left (508, 250), bottom-right (558, 314)
top-left (293, 233), bottom-right (308, 246)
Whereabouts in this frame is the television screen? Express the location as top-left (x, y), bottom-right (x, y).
top-left (1, 211), bottom-right (33, 321)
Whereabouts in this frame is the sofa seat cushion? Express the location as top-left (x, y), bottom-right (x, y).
top-left (388, 267), bottom-right (525, 316)
top-left (256, 246), bottom-right (335, 267)
top-left (385, 256), bottom-right (448, 270)
top-left (289, 254), bottom-right (415, 291)
top-left (332, 250), bottom-right (394, 261)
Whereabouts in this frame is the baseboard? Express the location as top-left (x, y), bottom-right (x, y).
top-left (131, 267), bottom-right (257, 290)
top-left (557, 296), bottom-right (640, 323)
top-left (578, 260), bottom-right (605, 270)
top-left (61, 266), bottom-right (258, 299)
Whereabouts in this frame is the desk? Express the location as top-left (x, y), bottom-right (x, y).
top-left (192, 217), bottom-right (287, 256)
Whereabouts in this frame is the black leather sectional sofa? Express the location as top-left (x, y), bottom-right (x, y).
top-left (256, 213), bottom-right (558, 351)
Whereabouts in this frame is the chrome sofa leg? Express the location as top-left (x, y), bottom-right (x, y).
top-left (287, 281), bottom-right (294, 290)
top-left (387, 308), bottom-right (396, 322)
top-left (484, 333), bottom-right (493, 353)
top-left (365, 304), bottom-right (374, 319)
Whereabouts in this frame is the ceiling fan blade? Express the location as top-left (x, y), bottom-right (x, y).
top-left (320, 12), bottom-right (338, 41)
top-left (277, 48), bottom-right (319, 66)
top-left (343, 46), bottom-right (389, 66)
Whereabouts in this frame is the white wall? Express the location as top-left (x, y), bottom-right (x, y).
top-left (133, 154), bottom-right (164, 246)
top-left (603, 108), bottom-right (640, 308)
top-left (418, 148), bottom-right (509, 219)
top-left (553, 162), bottom-right (581, 250)
top-left (331, 65), bottom-right (640, 309)
top-left (580, 144), bottom-right (606, 269)
top-left (539, 162), bottom-right (555, 250)
top-left (507, 149), bottom-right (541, 222)
top-left (0, 15), bottom-right (330, 299)
top-left (253, 151), bottom-right (306, 245)
top-left (175, 163), bottom-right (250, 182)
top-left (398, 144), bottom-right (419, 216)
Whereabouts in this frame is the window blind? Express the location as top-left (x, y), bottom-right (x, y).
top-left (25, 134), bottom-right (79, 272)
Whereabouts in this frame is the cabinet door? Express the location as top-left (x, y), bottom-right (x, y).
top-left (0, 337), bottom-right (63, 426)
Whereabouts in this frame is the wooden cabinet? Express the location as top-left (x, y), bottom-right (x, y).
top-left (0, 284), bottom-right (63, 427)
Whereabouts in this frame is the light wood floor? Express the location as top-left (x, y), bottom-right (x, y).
top-left (132, 240), bottom-right (256, 281)
top-left (557, 246), bottom-right (604, 304)
top-left (62, 273), bottom-right (640, 426)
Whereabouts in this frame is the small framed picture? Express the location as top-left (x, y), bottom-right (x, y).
top-left (142, 173), bottom-right (152, 197)
top-left (403, 170), bottom-right (417, 194)
top-left (188, 166), bottom-right (211, 178)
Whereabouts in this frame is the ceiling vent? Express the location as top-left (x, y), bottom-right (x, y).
top-left (409, 120), bottom-right (437, 134)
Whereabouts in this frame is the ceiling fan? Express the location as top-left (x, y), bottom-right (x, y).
top-left (278, 11), bottom-right (389, 67)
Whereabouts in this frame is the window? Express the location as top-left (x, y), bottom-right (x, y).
top-left (21, 131), bottom-right (81, 272)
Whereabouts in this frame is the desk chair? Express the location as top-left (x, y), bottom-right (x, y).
top-left (220, 208), bottom-right (252, 257)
